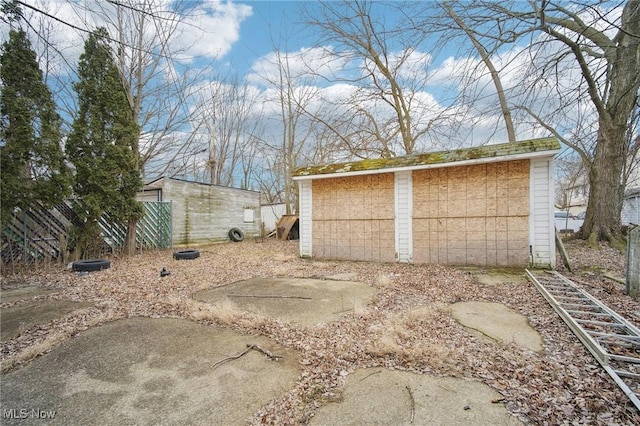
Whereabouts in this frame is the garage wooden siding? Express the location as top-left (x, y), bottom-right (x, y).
top-left (311, 173), bottom-right (396, 262)
top-left (412, 160), bottom-right (530, 266)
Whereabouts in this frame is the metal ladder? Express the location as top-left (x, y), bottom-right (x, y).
top-left (526, 270), bottom-right (640, 410)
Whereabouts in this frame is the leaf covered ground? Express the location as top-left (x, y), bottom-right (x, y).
top-left (1, 239), bottom-right (638, 424)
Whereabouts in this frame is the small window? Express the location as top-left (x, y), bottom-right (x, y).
top-left (244, 208), bottom-right (254, 223)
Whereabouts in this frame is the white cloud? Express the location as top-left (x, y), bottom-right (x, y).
top-left (246, 46), bottom-right (349, 86)
top-left (171, 1), bottom-right (253, 62)
top-left (1, 0), bottom-right (252, 75)
top-left (394, 49), bottom-right (433, 81)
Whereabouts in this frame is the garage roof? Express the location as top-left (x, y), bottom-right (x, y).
top-left (293, 137), bottom-right (560, 180)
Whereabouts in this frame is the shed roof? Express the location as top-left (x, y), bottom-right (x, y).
top-left (143, 176), bottom-right (260, 193)
top-left (293, 137), bottom-right (560, 180)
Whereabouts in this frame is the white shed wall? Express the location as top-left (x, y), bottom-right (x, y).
top-left (299, 180), bottom-right (313, 257)
top-left (142, 178), bottom-right (261, 246)
top-left (529, 158), bottom-right (556, 268)
top-left (622, 193), bottom-right (640, 226)
top-left (261, 203), bottom-right (287, 232)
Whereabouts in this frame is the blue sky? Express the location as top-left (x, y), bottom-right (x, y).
top-left (235, 1), bottom-right (302, 61)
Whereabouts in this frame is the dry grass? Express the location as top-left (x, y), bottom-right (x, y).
top-left (0, 307), bottom-right (117, 372)
top-left (182, 297), bottom-right (270, 330)
top-left (1, 330), bottom-right (68, 373)
top-left (364, 309), bottom-right (455, 368)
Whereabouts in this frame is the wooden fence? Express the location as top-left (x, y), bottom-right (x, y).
top-left (1, 201), bottom-right (172, 264)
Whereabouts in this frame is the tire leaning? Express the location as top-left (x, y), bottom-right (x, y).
top-left (173, 249), bottom-right (200, 260)
top-left (72, 259), bottom-right (111, 272)
top-left (228, 228), bottom-right (244, 242)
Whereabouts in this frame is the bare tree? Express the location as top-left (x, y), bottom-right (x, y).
top-left (12, 0), bottom-right (219, 253)
top-left (251, 138), bottom-right (287, 204)
top-left (623, 107), bottom-right (640, 190)
top-left (192, 74), bottom-right (261, 187)
top-left (83, 0), bottom-right (214, 253)
top-left (303, 0), bottom-right (452, 156)
top-left (239, 133), bottom-right (262, 191)
top-left (440, 2), bottom-right (516, 143)
top-left (432, 0), bottom-right (640, 247)
top-left (555, 153), bottom-right (588, 210)
top-left (253, 46), bottom-right (322, 214)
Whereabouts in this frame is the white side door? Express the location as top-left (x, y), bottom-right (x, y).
top-left (395, 171), bottom-right (413, 263)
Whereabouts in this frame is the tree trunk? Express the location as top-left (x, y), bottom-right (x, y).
top-left (580, 122), bottom-right (625, 248)
top-left (123, 218), bottom-right (137, 256)
top-left (579, 0), bottom-right (640, 248)
top-left (443, 3), bottom-right (516, 143)
top-left (73, 218), bottom-right (101, 260)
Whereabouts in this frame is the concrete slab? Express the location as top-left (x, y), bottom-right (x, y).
top-left (474, 272), bottom-right (528, 286)
top-left (193, 277), bottom-right (377, 327)
top-left (1, 300), bottom-right (93, 341)
top-left (1, 286), bottom-right (59, 304)
top-left (451, 301), bottom-right (543, 352)
top-left (458, 268), bottom-right (528, 286)
top-left (310, 368), bottom-right (521, 425)
top-left (0, 317), bottom-right (300, 426)
top-left (0, 277), bottom-right (536, 424)
top-left (325, 272), bottom-right (359, 281)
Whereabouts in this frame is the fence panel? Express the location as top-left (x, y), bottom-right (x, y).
top-left (138, 202), bottom-right (172, 249)
top-left (1, 201), bottom-right (172, 264)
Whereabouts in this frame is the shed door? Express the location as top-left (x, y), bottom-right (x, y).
top-left (395, 171), bottom-right (413, 262)
top-left (529, 158), bottom-right (555, 268)
top-left (298, 180), bottom-right (313, 257)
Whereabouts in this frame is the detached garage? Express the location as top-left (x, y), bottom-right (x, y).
top-left (293, 137), bottom-right (560, 268)
top-left (138, 177), bottom-right (261, 246)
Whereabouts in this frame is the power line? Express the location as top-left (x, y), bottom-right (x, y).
top-left (13, 0), bottom-right (177, 61)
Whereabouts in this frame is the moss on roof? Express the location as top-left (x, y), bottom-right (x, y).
top-left (294, 137), bottom-right (560, 177)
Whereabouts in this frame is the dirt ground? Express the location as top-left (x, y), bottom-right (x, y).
top-left (1, 239), bottom-right (639, 424)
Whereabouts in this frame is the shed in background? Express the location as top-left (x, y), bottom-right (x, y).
top-left (293, 138), bottom-right (560, 268)
top-left (138, 177), bottom-right (261, 246)
top-left (261, 203), bottom-right (287, 234)
top-left (622, 187), bottom-right (640, 226)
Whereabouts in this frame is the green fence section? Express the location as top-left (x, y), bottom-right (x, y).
top-left (98, 202), bottom-right (172, 250)
top-left (139, 202), bottom-right (172, 249)
top-left (1, 201), bottom-right (172, 264)
top-left (98, 202), bottom-right (172, 251)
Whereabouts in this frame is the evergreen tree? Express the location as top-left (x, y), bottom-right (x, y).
top-left (66, 27), bottom-right (142, 258)
top-left (0, 28), bottom-right (71, 229)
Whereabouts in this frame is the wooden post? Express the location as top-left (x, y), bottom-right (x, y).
top-left (627, 226), bottom-right (639, 299)
top-left (555, 229), bottom-right (573, 272)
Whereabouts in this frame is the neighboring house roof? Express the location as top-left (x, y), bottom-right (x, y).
top-left (293, 137), bottom-right (560, 180)
top-left (142, 176), bottom-right (260, 193)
